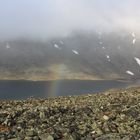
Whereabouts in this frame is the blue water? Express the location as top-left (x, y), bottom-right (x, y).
top-left (0, 80), bottom-right (131, 100)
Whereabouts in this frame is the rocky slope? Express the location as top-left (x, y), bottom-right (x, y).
top-left (0, 86), bottom-right (140, 139)
top-left (0, 30), bottom-right (140, 80)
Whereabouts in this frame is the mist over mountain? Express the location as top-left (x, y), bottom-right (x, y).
top-left (0, 0), bottom-right (140, 40)
top-left (0, 30), bottom-right (140, 80)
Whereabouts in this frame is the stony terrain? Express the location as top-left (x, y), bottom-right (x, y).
top-left (0, 86), bottom-right (140, 140)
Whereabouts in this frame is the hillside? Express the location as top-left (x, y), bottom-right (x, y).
top-left (0, 31), bottom-right (140, 80)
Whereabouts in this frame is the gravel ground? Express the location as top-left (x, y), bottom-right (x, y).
top-left (0, 86), bottom-right (140, 140)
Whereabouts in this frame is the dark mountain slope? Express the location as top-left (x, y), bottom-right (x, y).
top-left (0, 31), bottom-right (140, 80)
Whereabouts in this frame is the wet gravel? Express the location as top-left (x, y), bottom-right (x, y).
top-left (0, 86), bottom-right (140, 140)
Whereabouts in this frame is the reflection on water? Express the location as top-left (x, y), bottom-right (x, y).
top-left (0, 80), bottom-right (131, 100)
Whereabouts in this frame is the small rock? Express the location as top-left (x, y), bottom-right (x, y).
top-left (24, 137), bottom-right (33, 140)
top-left (46, 135), bottom-right (54, 140)
top-left (26, 130), bottom-right (37, 137)
top-left (33, 136), bottom-right (40, 140)
top-left (103, 115), bottom-right (109, 121)
top-left (95, 134), bottom-right (120, 140)
top-left (39, 111), bottom-right (46, 120)
top-left (39, 134), bottom-right (49, 140)
top-left (91, 131), bottom-right (96, 134)
top-left (86, 135), bottom-right (93, 140)
top-left (95, 128), bottom-right (103, 136)
top-left (7, 138), bottom-right (19, 140)
top-left (63, 133), bottom-right (74, 140)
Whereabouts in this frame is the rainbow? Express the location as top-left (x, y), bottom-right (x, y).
top-left (47, 80), bottom-right (62, 97)
top-left (47, 64), bottom-right (67, 97)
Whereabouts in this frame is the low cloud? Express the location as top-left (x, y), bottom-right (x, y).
top-left (0, 0), bottom-right (140, 40)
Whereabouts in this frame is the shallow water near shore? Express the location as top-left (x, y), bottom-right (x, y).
top-left (0, 80), bottom-right (134, 100)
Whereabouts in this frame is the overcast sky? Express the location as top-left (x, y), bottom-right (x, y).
top-left (0, 0), bottom-right (139, 40)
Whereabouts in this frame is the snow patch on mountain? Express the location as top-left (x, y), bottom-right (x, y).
top-left (132, 38), bottom-right (136, 45)
top-left (126, 71), bottom-right (134, 76)
top-left (106, 55), bottom-right (110, 61)
top-left (134, 57), bottom-right (140, 66)
top-left (54, 44), bottom-right (61, 49)
top-left (132, 32), bottom-right (135, 38)
top-left (72, 50), bottom-right (79, 55)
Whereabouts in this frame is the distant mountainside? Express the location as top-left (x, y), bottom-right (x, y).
top-left (0, 30), bottom-right (140, 80)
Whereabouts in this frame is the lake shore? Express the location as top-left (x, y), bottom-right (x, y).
top-left (0, 86), bottom-right (140, 139)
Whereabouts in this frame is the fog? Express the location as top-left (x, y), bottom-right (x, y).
top-left (0, 0), bottom-right (140, 40)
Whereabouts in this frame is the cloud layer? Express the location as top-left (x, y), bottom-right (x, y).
top-left (0, 0), bottom-right (140, 40)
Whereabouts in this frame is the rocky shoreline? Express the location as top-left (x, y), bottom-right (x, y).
top-left (0, 86), bottom-right (140, 140)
